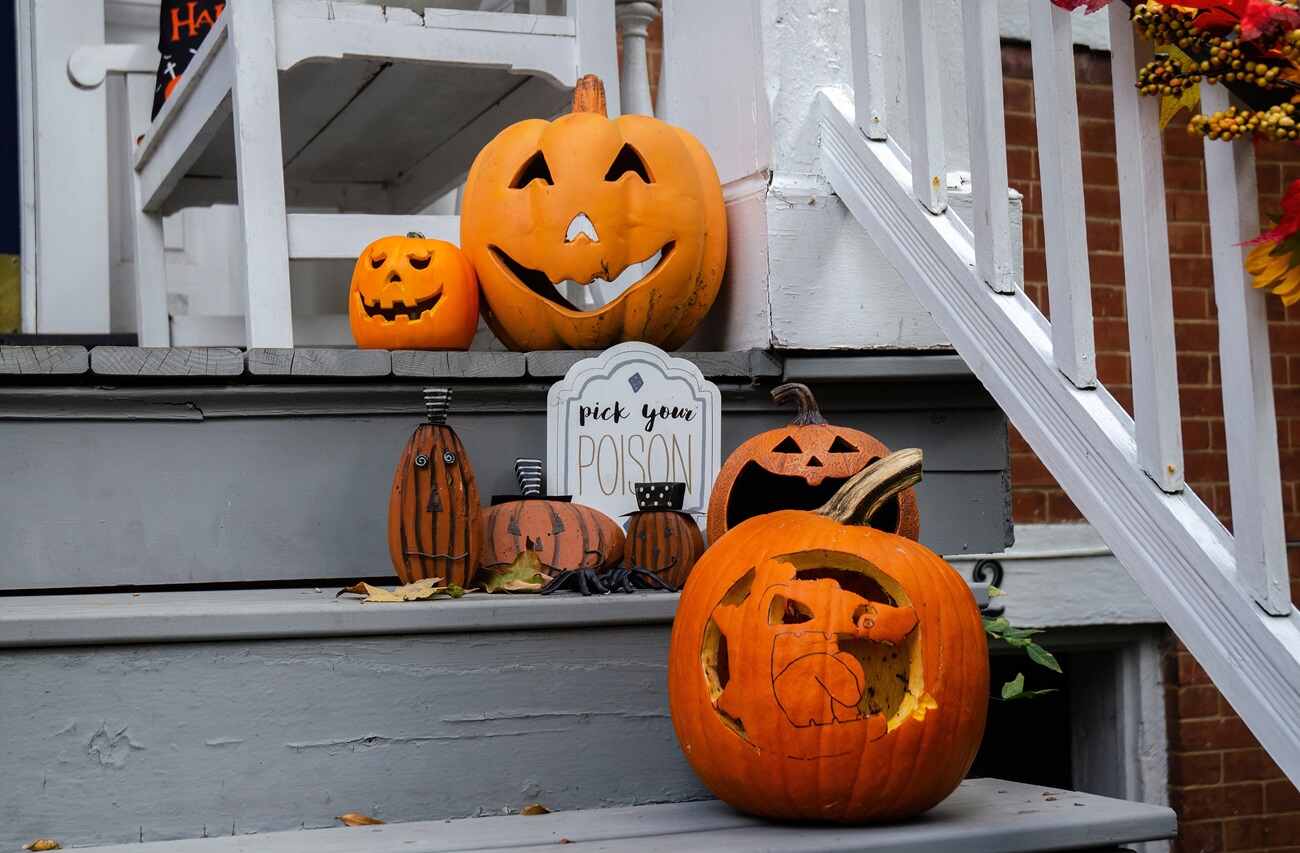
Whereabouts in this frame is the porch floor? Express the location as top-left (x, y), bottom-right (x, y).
top-left (71, 779), bottom-right (1175, 852)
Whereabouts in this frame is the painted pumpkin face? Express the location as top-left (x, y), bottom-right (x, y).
top-left (387, 389), bottom-right (483, 587)
top-left (349, 233), bottom-right (479, 351)
top-left (707, 383), bottom-right (919, 544)
top-left (460, 75), bottom-right (727, 351)
top-left (481, 497), bottom-right (625, 574)
top-left (670, 451), bottom-right (988, 823)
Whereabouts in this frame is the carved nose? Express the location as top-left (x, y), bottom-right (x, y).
top-left (565, 212), bottom-right (599, 243)
top-left (806, 456), bottom-right (824, 468)
top-left (387, 270), bottom-right (402, 284)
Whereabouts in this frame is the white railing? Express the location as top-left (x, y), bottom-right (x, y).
top-left (826, 0), bottom-right (1299, 783)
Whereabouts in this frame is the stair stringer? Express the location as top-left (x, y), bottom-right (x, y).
top-left (817, 87), bottom-right (1300, 785)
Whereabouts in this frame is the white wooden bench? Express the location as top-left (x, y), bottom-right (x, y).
top-left (72, 0), bottom-right (618, 349)
top-left (70, 780), bottom-right (1175, 852)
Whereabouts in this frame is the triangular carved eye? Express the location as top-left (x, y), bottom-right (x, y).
top-left (510, 151), bottom-right (554, 188)
top-left (772, 436), bottom-right (801, 454)
top-left (829, 436), bottom-right (860, 453)
top-left (603, 143), bottom-right (651, 182)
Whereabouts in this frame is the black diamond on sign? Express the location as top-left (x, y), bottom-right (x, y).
top-left (628, 372), bottom-right (644, 393)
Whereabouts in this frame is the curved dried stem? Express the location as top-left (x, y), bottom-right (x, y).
top-left (815, 448), bottom-right (923, 528)
top-left (771, 382), bottom-right (828, 426)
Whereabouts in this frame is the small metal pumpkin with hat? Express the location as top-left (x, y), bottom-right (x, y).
top-left (622, 481), bottom-right (706, 590)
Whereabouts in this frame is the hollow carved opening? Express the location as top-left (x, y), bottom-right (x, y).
top-left (724, 461), bottom-right (900, 533)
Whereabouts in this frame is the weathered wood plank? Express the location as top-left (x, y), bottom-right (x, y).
top-left (526, 350), bottom-right (778, 380)
top-left (0, 345), bottom-right (88, 375)
top-left (90, 347), bottom-right (244, 376)
top-left (783, 354), bottom-right (971, 382)
top-left (390, 350), bottom-right (526, 379)
top-left (246, 348), bottom-right (391, 377)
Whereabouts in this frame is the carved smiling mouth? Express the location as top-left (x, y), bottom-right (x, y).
top-left (489, 242), bottom-right (675, 312)
top-left (359, 290), bottom-right (441, 323)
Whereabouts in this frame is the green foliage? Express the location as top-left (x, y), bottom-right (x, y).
top-left (984, 615), bottom-right (1062, 699)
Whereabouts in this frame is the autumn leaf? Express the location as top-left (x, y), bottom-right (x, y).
top-left (520, 803), bottom-right (551, 816)
top-left (479, 550), bottom-right (553, 593)
top-left (336, 578), bottom-right (468, 602)
top-left (1050, 0), bottom-right (1110, 12)
top-left (23, 841), bottom-right (61, 851)
top-left (337, 812), bottom-right (385, 826)
top-left (1154, 43), bottom-right (1202, 129)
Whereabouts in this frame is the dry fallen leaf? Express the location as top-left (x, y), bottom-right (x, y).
top-left (337, 579), bottom-right (466, 603)
top-left (480, 550), bottom-right (553, 594)
top-left (24, 841), bottom-right (61, 851)
top-left (336, 812), bottom-right (385, 826)
top-left (520, 803), bottom-right (551, 816)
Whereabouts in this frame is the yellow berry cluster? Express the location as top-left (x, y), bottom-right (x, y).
top-left (1189, 102), bottom-right (1300, 141)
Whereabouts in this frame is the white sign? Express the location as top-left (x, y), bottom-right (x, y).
top-left (547, 343), bottom-right (721, 523)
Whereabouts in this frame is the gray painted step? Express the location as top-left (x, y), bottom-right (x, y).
top-left (71, 780), bottom-right (1176, 852)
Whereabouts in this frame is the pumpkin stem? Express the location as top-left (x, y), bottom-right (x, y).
top-left (815, 449), bottom-right (923, 528)
top-left (424, 387), bottom-right (451, 425)
top-left (572, 74), bottom-right (608, 117)
top-left (514, 458), bottom-right (544, 498)
top-left (771, 382), bottom-right (828, 426)
top-left (407, 232), bottom-right (425, 239)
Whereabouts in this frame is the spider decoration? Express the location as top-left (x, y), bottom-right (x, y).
top-left (540, 558), bottom-right (679, 595)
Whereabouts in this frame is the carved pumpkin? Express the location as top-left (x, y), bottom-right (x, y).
top-left (669, 450), bottom-right (988, 823)
top-left (349, 232), bottom-right (479, 351)
top-left (481, 459), bottom-right (625, 573)
top-left (459, 75), bottom-right (727, 351)
top-left (625, 482), bottom-right (705, 589)
top-left (706, 383), bottom-right (919, 545)
top-left (388, 388), bottom-right (483, 586)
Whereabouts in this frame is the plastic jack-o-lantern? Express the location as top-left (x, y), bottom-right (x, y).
top-left (349, 232), bottom-right (479, 351)
top-left (707, 383), bottom-right (919, 545)
top-left (669, 450), bottom-right (988, 823)
top-left (388, 388), bottom-right (483, 587)
top-left (459, 75), bottom-right (727, 352)
top-left (624, 482), bottom-right (705, 589)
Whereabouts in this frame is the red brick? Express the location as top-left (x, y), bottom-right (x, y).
top-left (1264, 779), bottom-right (1300, 812)
top-left (1223, 748), bottom-right (1285, 783)
top-left (1168, 191), bottom-right (1210, 223)
top-left (1004, 112), bottom-right (1038, 149)
top-left (1090, 253), bottom-right (1126, 286)
top-left (1096, 352), bottom-right (1129, 385)
top-left (1076, 84), bottom-right (1114, 120)
top-left (1179, 783), bottom-right (1264, 820)
top-left (1178, 353), bottom-right (1212, 386)
top-left (1082, 153), bottom-right (1119, 187)
top-left (1084, 185), bottom-right (1122, 219)
top-left (1045, 490), bottom-right (1082, 521)
top-left (1178, 653), bottom-right (1214, 686)
top-left (1165, 158), bottom-right (1206, 192)
top-left (1074, 50), bottom-right (1113, 85)
top-left (1086, 220), bottom-right (1121, 252)
top-left (1011, 453), bottom-right (1057, 488)
top-left (1003, 77), bottom-right (1034, 115)
top-left (1171, 255), bottom-right (1215, 288)
top-left (1224, 814), bottom-right (1300, 851)
top-left (1007, 147), bottom-right (1035, 183)
top-left (1002, 45), bottom-right (1033, 79)
top-left (1079, 118), bottom-right (1118, 155)
top-left (1172, 752), bottom-right (1224, 787)
top-left (1178, 819), bottom-right (1225, 853)
top-left (1011, 490), bottom-right (1048, 523)
top-left (1173, 287), bottom-right (1211, 320)
top-left (1092, 285), bottom-right (1126, 318)
top-left (1178, 684), bottom-right (1223, 719)
top-left (1183, 420), bottom-right (1212, 451)
top-left (1169, 222), bottom-right (1205, 255)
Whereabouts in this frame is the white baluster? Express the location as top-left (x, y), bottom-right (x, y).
top-left (1029, 1), bottom-right (1096, 388)
top-left (1202, 83), bottom-right (1291, 616)
top-left (1110, 10), bottom-right (1184, 493)
top-left (615, 0), bottom-right (660, 117)
top-left (962, 0), bottom-right (1015, 294)
top-left (900, 0), bottom-right (946, 213)
top-left (848, 0), bottom-right (887, 141)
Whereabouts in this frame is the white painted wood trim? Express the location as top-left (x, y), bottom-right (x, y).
top-left (228, 0), bottom-right (294, 349)
top-left (285, 214), bottom-right (460, 259)
top-left (124, 76), bottom-right (169, 347)
top-left (134, 13), bottom-right (230, 170)
top-left (1201, 83), bottom-right (1291, 616)
top-left (67, 43), bottom-right (156, 88)
top-left (575, 0), bottom-right (620, 116)
top-left (818, 87), bottom-right (1300, 786)
top-left (15, 0), bottom-right (37, 333)
top-left (1110, 13), bottom-right (1184, 493)
top-left (848, 0), bottom-right (887, 141)
top-left (420, 9), bottom-right (576, 36)
top-left (961, 0), bottom-right (1016, 294)
top-left (1029, 1), bottom-right (1097, 389)
top-left (615, 1), bottom-right (659, 117)
top-left (169, 314), bottom-right (352, 347)
top-left (899, 0), bottom-right (946, 214)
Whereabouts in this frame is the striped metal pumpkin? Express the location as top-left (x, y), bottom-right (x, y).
top-left (387, 388), bottom-right (483, 586)
top-left (625, 482), bottom-right (705, 588)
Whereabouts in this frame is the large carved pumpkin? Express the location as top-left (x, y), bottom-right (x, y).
top-left (459, 75), bottom-right (726, 351)
top-left (388, 388), bottom-right (483, 586)
top-left (349, 232), bottom-right (479, 351)
top-left (706, 383), bottom-right (919, 544)
top-left (669, 450), bottom-right (988, 823)
top-left (480, 459), bottom-right (625, 573)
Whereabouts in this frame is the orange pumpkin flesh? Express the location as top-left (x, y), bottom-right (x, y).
top-left (669, 450), bottom-right (988, 823)
top-left (707, 383), bottom-right (919, 545)
top-left (460, 75), bottom-right (726, 351)
top-left (349, 233), bottom-right (479, 351)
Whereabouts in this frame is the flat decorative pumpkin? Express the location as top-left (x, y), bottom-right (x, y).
top-left (669, 450), bottom-right (988, 823)
top-left (349, 232), bottom-right (479, 351)
top-left (459, 75), bottom-right (726, 351)
top-left (706, 382), bottom-right (919, 544)
top-left (387, 388), bottom-right (482, 586)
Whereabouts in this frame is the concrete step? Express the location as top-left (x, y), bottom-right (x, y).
top-left (70, 780), bottom-right (1176, 852)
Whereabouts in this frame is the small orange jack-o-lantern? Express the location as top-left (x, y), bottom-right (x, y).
top-left (707, 383), bottom-right (919, 545)
top-left (669, 450), bottom-right (988, 823)
top-left (349, 232), bottom-right (479, 351)
top-left (459, 75), bottom-right (727, 352)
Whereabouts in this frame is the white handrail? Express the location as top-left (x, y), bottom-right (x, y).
top-left (1201, 83), bottom-right (1292, 616)
top-left (848, 0), bottom-right (888, 142)
top-left (1028, 1), bottom-right (1097, 389)
top-left (962, 0), bottom-right (1016, 294)
top-left (1109, 9), bottom-right (1184, 494)
top-left (900, 0), bottom-right (947, 214)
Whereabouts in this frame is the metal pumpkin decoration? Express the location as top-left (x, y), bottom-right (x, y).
top-left (459, 74), bottom-right (727, 351)
top-left (387, 388), bottom-right (483, 586)
top-left (706, 383), bottom-right (919, 545)
top-left (348, 232), bottom-right (479, 351)
top-left (481, 459), bottom-right (626, 590)
top-left (624, 482), bottom-right (705, 589)
top-left (669, 450), bottom-right (988, 823)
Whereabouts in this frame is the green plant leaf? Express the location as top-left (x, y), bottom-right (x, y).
top-left (987, 585), bottom-right (1005, 598)
top-left (1003, 627), bottom-right (1044, 641)
top-left (1026, 642), bottom-right (1063, 673)
top-left (983, 616), bottom-right (1010, 635)
top-left (1004, 635), bottom-right (1033, 649)
top-left (1003, 687), bottom-right (1059, 701)
top-left (1000, 672), bottom-right (1025, 700)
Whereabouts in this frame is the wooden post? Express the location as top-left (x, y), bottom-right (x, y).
top-left (615, 0), bottom-right (660, 117)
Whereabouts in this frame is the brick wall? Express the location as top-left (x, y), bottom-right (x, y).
top-left (1000, 42), bottom-right (1300, 853)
